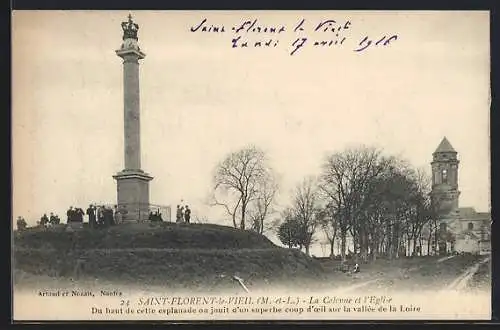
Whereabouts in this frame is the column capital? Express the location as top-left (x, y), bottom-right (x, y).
top-left (116, 48), bottom-right (146, 60)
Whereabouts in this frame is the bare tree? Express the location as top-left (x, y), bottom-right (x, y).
top-left (211, 146), bottom-right (273, 230)
top-left (266, 216), bottom-right (283, 235)
top-left (405, 168), bottom-right (434, 256)
top-left (319, 146), bottom-right (390, 261)
top-left (249, 177), bottom-right (279, 234)
top-left (291, 176), bottom-right (322, 256)
top-left (317, 145), bottom-right (440, 261)
top-left (318, 203), bottom-right (338, 258)
top-left (355, 160), bottom-right (434, 260)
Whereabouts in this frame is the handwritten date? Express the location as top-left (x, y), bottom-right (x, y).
top-left (189, 17), bottom-right (399, 55)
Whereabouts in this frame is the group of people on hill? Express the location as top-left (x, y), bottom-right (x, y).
top-left (176, 205), bottom-right (191, 223)
top-left (85, 204), bottom-right (121, 228)
top-left (38, 213), bottom-right (62, 227)
top-left (17, 205), bottom-right (119, 231)
top-left (66, 207), bottom-right (85, 223)
top-left (18, 203), bottom-right (191, 230)
top-left (16, 216), bottom-right (27, 231)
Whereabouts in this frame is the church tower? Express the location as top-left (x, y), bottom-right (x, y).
top-left (430, 137), bottom-right (460, 218)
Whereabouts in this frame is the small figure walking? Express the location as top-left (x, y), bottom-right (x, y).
top-left (352, 263), bottom-right (360, 273)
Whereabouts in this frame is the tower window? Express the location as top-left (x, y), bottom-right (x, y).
top-left (468, 222), bottom-right (473, 230)
top-left (442, 169), bottom-right (448, 183)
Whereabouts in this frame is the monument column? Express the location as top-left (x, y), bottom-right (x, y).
top-left (113, 14), bottom-right (153, 222)
top-left (122, 51), bottom-right (142, 170)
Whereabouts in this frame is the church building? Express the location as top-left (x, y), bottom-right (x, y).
top-left (430, 137), bottom-right (491, 255)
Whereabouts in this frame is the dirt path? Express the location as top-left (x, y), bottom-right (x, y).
top-left (437, 255), bottom-right (456, 263)
top-left (324, 255), bottom-right (485, 294)
top-left (444, 256), bottom-right (490, 292)
top-left (314, 259), bottom-right (428, 294)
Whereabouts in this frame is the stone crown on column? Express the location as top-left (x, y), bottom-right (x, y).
top-left (117, 14), bottom-right (145, 57)
top-left (121, 14), bottom-right (139, 41)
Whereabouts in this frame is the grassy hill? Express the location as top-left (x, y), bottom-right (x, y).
top-left (13, 222), bottom-right (326, 291)
top-left (14, 222), bottom-right (277, 250)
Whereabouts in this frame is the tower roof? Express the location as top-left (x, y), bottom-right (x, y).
top-left (434, 137), bottom-right (456, 153)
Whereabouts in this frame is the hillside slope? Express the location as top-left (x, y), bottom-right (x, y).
top-left (13, 222), bottom-right (326, 291)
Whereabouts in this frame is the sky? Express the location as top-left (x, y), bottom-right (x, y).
top-left (12, 11), bottom-right (490, 247)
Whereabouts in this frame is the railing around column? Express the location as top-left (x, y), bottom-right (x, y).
top-left (115, 203), bottom-right (172, 222)
top-left (89, 202), bottom-right (171, 223)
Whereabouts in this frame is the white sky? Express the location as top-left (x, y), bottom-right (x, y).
top-left (12, 10), bottom-right (490, 240)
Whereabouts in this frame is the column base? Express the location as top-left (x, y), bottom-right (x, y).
top-left (113, 170), bottom-right (153, 222)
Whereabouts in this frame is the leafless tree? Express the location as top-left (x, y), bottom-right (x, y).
top-left (266, 216), bottom-right (283, 235)
top-left (249, 176), bottom-right (279, 234)
top-left (211, 146), bottom-right (274, 230)
top-left (291, 176), bottom-right (322, 256)
top-left (404, 168), bottom-right (434, 256)
top-left (357, 161), bottom-right (433, 259)
top-left (318, 203), bottom-right (339, 258)
top-left (319, 146), bottom-right (390, 261)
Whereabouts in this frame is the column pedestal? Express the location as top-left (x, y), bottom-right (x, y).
top-left (113, 170), bottom-right (153, 222)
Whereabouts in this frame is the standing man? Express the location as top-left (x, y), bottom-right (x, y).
top-left (102, 206), bottom-right (112, 227)
top-left (76, 208), bottom-right (85, 222)
top-left (87, 204), bottom-right (97, 228)
top-left (97, 206), bottom-right (105, 227)
top-left (180, 206), bottom-right (185, 223)
top-left (184, 205), bottom-right (191, 224)
top-left (49, 212), bottom-right (57, 226)
top-left (114, 205), bottom-right (122, 225)
top-left (67, 206), bottom-right (74, 223)
top-left (40, 213), bottom-right (49, 227)
top-left (107, 207), bottom-right (115, 226)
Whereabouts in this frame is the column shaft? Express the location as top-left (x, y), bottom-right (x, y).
top-left (123, 55), bottom-right (141, 170)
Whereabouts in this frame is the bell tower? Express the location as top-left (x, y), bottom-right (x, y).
top-left (430, 137), bottom-right (460, 218)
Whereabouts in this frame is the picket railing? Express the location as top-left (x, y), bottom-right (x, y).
top-left (87, 202), bottom-right (172, 222)
top-left (115, 203), bottom-right (172, 222)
